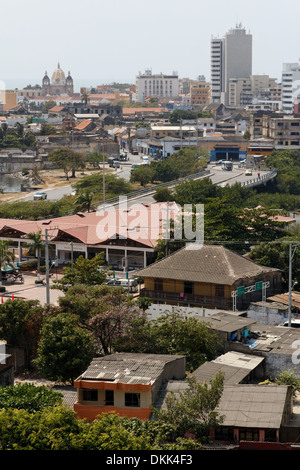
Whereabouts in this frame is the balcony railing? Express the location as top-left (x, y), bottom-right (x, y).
top-left (140, 288), bottom-right (233, 309)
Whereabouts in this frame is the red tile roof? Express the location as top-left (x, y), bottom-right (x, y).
top-left (74, 119), bottom-right (94, 131)
top-left (0, 202), bottom-right (181, 248)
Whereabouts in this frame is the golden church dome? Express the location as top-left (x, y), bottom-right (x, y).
top-left (51, 63), bottom-right (66, 84)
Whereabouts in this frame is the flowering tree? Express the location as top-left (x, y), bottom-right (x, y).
top-left (88, 301), bottom-right (143, 355)
top-left (58, 284), bottom-right (147, 355)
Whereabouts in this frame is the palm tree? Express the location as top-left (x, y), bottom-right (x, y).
top-left (81, 92), bottom-right (89, 105)
top-left (74, 190), bottom-right (94, 213)
top-left (0, 239), bottom-right (15, 286)
top-left (24, 230), bottom-right (45, 281)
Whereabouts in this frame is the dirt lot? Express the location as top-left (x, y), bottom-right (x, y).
top-left (0, 167), bottom-right (102, 203)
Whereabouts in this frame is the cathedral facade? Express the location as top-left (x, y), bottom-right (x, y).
top-left (42, 63), bottom-right (74, 96)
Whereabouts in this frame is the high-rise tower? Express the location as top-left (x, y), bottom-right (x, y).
top-left (210, 24), bottom-right (252, 105)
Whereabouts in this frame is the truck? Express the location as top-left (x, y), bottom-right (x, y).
top-left (107, 156), bottom-right (119, 167)
top-left (222, 161), bottom-right (233, 171)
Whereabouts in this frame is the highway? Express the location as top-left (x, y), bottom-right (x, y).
top-left (20, 156), bottom-right (269, 204)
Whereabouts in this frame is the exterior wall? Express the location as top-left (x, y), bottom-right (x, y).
top-left (247, 303), bottom-right (288, 325)
top-left (224, 27), bottom-right (252, 105)
top-left (281, 63), bottom-right (300, 113)
top-left (210, 38), bottom-right (224, 102)
top-left (74, 380), bottom-right (152, 421)
top-left (190, 82), bottom-right (211, 107)
top-left (1, 90), bottom-right (17, 111)
top-left (145, 278), bottom-right (232, 299)
top-left (136, 71), bottom-right (179, 102)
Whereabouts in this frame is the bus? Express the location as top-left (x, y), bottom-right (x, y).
top-left (222, 161), bottom-right (233, 171)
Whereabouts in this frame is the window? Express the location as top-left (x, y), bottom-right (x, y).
top-left (184, 281), bottom-right (194, 294)
top-left (105, 390), bottom-right (114, 406)
top-left (82, 389), bottom-right (98, 401)
top-left (125, 393), bottom-right (140, 407)
top-left (154, 278), bottom-right (163, 291)
top-left (215, 284), bottom-right (225, 297)
top-left (239, 429), bottom-right (259, 441)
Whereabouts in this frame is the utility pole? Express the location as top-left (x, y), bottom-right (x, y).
top-left (45, 228), bottom-right (50, 305)
top-left (288, 242), bottom-right (299, 327)
top-left (44, 227), bottom-right (58, 305)
top-left (103, 145), bottom-right (106, 211)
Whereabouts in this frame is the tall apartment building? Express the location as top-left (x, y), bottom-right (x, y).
top-left (136, 69), bottom-right (179, 103)
top-left (211, 24), bottom-right (252, 105)
top-left (281, 62), bottom-right (300, 114)
top-left (229, 75), bottom-right (279, 107)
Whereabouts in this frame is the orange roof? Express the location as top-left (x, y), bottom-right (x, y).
top-left (74, 119), bottom-right (93, 130)
top-left (0, 202), bottom-right (181, 248)
top-left (49, 105), bottom-right (65, 113)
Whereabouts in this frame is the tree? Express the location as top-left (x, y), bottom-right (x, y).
top-left (74, 190), bottom-right (94, 213)
top-left (24, 230), bottom-right (44, 281)
top-left (35, 312), bottom-right (95, 383)
top-left (275, 370), bottom-right (300, 397)
top-left (51, 253), bottom-right (108, 293)
top-left (81, 92), bottom-right (89, 105)
top-left (0, 383), bottom-right (63, 412)
top-left (0, 299), bottom-right (44, 369)
top-left (149, 313), bottom-right (219, 371)
top-left (0, 239), bottom-right (15, 286)
top-left (58, 284), bottom-right (144, 355)
top-left (153, 372), bottom-right (224, 440)
top-left (42, 100), bottom-right (57, 113)
top-left (49, 148), bottom-right (86, 180)
top-left (248, 238), bottom-right (300, 289)
top-left (115, 312), bottom-right (220, 372)
top-left (130, 165), bottom-right (154, 186)
top-left (153, 187), bottom-right (174, 202)
top-left (169, 109), bottom-right (198, 123)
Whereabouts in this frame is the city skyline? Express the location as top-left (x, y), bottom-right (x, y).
top-left (1, 0), bottom-right (300, 88)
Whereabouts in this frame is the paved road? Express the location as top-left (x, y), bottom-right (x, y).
top-left (18, 157), bottom-right (266, 204)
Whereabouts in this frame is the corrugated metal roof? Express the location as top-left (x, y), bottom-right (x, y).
top-left (81, 353), bottom-right (185, 385)
top-left (192, 352), bottom-right (264, 385)
top-left (217, 385), bottom-right (289, 429)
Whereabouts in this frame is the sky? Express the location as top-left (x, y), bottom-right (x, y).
top-left (1, 0), bottom-right (300, 91)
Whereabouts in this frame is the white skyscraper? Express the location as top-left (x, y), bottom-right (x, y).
top-left (210, 24), bottom-right (252, 105)
top-left (281, 62), bottom-right (300, 114)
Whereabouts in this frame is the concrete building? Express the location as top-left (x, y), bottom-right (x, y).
top-left (73, 353), bottom-right (186, 421)
top-left (262, 114), bottom-right (300, 150)
top-left (190, 81), bottom-right (211, 107)
top-left (211, 24), bottom-right (252, 105)
top-left (136, 69), bottom-right (179, 103)
top-left (281, 61), bottom-right (300, 114)
top-left (0, 90), bottom-right (17, 111)
top-left (228, 75), bottom-right (279, 107)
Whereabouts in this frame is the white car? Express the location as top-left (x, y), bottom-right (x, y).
top-left (34, 192), bottom-right (47, 200)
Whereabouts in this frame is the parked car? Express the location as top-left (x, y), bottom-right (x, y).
top-left (245, 169), bottom-right (252, 176)
top-left (106, 278), bottom-right (138, 293)
top-left (34, 192), bottom-right (47, 200)
top-left (131, 149), bottom-right (139, 155)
